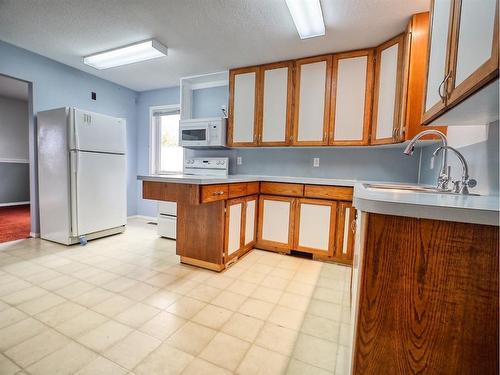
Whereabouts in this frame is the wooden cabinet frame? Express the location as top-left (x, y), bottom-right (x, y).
top-left (446, 0), bottom-right (499, 106)
top-left (258, 61), bottom-right (294, 146)
top-left (293, 198), bottom-right (337, 257)
top-left (329, 49), bottom-right (375, 146)
top-left (228, 66), bottom-right (260, 147)
top-left (371, 33), bottom-right (406, 145)
top-left (292, 55), bottom-right (333, 146)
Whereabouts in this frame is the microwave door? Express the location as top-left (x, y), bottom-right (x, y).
top-left (181, 126), bottom-right (209, 146)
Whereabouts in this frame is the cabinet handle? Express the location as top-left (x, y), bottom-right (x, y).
top-left (444, 70), bottom-right (453, 98)
top-left (351, 219), bottom-right (356, 234)
top-left (212, 191), bottom-right (225, 196)
top-left (438, 71), bottom-right (452, 103)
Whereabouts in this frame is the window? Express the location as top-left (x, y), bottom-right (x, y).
top-left (150, 105), bottom-right (183, 174)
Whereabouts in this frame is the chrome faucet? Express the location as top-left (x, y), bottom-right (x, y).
top-left (432, 146), bottom-right (477, 194)
top-left (403, 130), bottom-right (450, 190)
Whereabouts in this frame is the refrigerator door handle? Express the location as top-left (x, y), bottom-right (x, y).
top-left (69, 151), bottom-right (79, 237)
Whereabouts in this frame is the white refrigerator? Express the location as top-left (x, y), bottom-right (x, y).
top-left (38, 107), bottom-right (127, 245)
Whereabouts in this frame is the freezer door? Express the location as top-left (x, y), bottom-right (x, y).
top-left (71, 151), bottom-right (127, 236)
top-left (71, 109), bottom-right (126, 153)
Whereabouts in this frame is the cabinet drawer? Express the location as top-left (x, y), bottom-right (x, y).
top-left (247, 182), bottom-right (260, 195)
top-left (304, 185), bottom-right (353, 200)
top-left (260, 182), bottom-right (304, 197)
top-left (228, 183), bottom-right (248, 198)
top-left (200, 184), bottom-right (229, 203)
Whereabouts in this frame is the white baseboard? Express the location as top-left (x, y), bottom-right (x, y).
top-left (30, 232), bottom-right (40, 238)
top-left (128, 215), bottom-right (157, 222)
top-left (0, 201), bottom-right (30, 207)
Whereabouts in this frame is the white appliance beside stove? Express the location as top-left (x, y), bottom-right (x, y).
top-left (157, 157), bottom-right (229, 239)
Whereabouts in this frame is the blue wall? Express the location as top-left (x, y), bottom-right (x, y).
top-left (0, 40), bottom-right (138, 233)
top-left (136, 87), bottom-right (180, 217)
top-left (419, 122), bottom-right (499, 195)
top-left (192, 86), bottom-right (228, 118)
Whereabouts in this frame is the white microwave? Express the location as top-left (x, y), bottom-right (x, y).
top-left (179, 118), bottom-right (226, 148)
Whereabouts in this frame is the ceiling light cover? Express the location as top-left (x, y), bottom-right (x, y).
top-left (285, 0), bottom-right (325, 39)
top-left (83, 39), bottom-right (168, 70)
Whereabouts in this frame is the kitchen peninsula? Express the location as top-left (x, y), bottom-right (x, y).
top-left (138, 173), bottom-right (499, 271)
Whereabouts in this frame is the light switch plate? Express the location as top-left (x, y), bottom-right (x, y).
top-left (237, 156), bottom-right (242, 165)
top-left (313, 158), bottom-right (320, 167)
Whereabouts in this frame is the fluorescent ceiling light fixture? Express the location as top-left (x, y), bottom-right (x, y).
top-left (285, 0), bottom-right (325, 39)
top-left (83, 39), bottom-right (167, 69)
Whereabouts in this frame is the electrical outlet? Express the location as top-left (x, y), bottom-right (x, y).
top-left (237, 156), bottom-right (243, 165)
top-left (313, 158), bottom-right (320, 167)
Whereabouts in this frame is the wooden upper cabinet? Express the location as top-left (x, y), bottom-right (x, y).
top-left (330, 50), bottom-right (374, 145)
top-left (292, 55), bottom-right (332, 145)
top-left (422, 0), bottom-right (498, 124)
top-left (446, 0), bottom-right (499, 105)
top-left (371, 34), bottom-right (405, 145)
top-left (258, 62), bottom-right (293, 146)
top-left (402, 12), bottom-right (447, 140)
top-left (228, 67), bottom-right (260, 146)
top-left (422, 0), bottom-right (454, 123)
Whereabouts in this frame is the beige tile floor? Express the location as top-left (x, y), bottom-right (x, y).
top-left (0, 218), bottom-right (351, 375)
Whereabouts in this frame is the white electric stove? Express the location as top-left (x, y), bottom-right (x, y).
top-left (157, 157), bottom-right (229, 239)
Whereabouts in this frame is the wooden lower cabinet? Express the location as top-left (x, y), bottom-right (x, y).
top-left (353, 213), bottom-right (499, 374)
top-left (256, 194), bottom-right (354, 264)
top-left (224, 195), bottom-right (258, 264)
top-left (256, 195), bottom-right (295, 252)
top-left (293, 198), bottom-right (337, 257)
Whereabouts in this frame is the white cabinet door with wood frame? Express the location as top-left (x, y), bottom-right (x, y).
top-left (242, 195), bottom-right (258, 252)
top-left (330, 50), bottom-right (374, 146)
top-left (334, 202), bottom-right (356, 264)
top-left (259, 62), bottom-right (293, 146)
top-left (257, 195), bottom-right (295, 251)
top-left (225, 198), bottom-right (244, 262)
top-left (371, 34), bottom-right (405, 145)
top-left (228, 67), bottom-right (259, 146)
top-left (293, 198), bottom-right (337, 257)
top-left (446, 0), bottom-right (498, 106)
top-left (422, 0), bottom-right (455, 123)
top-left (292, 55), bottom-right (332, 146)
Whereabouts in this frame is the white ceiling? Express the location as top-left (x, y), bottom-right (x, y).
top-left (0, 75), bottom-right (29, 100)
top-left (0, 0), bottom-right (429, 92)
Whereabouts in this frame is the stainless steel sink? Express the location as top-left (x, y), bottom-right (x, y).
top-left (364, 183), bottom-right (480, 196)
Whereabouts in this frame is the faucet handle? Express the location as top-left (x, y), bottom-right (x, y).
top-left (452, 180), bottom-right (461, 193)
top-left (467, 179), bottom-right (477, 188)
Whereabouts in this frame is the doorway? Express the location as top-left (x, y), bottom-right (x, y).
top-left (0, 75), bottom-right (30, 243)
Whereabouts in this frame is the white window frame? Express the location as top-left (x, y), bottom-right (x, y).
top-left (149, 104), bottom-right (183, 174)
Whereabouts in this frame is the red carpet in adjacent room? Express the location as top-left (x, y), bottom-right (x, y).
top-left (0, 204), bottom-right (31, 243)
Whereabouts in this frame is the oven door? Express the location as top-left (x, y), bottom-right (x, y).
top-left (180, 125), bottom-right (210, 147)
